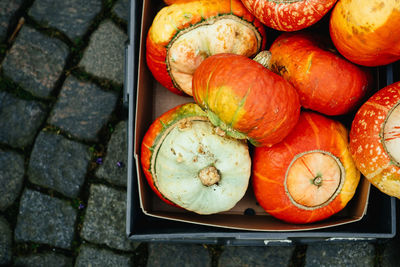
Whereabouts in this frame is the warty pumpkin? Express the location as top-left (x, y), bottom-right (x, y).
top-left (146, 0), bottom-right (267, 96)
top-left (329, 0), bottom-right (400, 66)
top-left (140, 103), bottom-right (252, 214)
top-left (240, 0), bottom-right (337, 32)
top-left (350, 81), bottom-right (400, 199)
top-left (192, 53), bottom-right (301, 147)
top-left (252, 112), bottom-right (360, 224)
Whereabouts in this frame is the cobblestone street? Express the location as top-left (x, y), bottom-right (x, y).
top-left (0, 0), bottom-right (399, 266)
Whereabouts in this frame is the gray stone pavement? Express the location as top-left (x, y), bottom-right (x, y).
top-left (0, 0), bottom-right (399, 266)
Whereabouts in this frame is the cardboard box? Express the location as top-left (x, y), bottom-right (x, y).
top-left (126, 0), bottom-right (396, 242)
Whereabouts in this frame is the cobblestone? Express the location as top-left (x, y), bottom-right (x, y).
top-left (95, 121), bottom-right (127, 187)
top-left (14, 252), bottom-right (73, 267)
top-left (28, 0), bottom-right (102, 41)
top-left (147, 243), bottom-right (211, 267)
top-left (304, 242), bottom-right (375, 267)
top-left (75, 244), bottom-right (133, 267)
top-left (79, 20), bottom-right (127, 84)
top-left (218, 246), bottom-right (295, 266)
top-left (14, 189), bottom-right (77, 249)
top-left (0, 216), bottom-right (12, 265)
top-left (48, 75), bottom-right (118, 142)
top-left (80, 184), bottom-right (135, 251)
top-left (1, 25), bottom-right (69, 98)
top-left (0, 91), bottom-right (47, 148)
top-left (113, 0), bottom-right (130, 23)
top-left (0, 149), bottom-right (24, 211)
top-left (0, 0), bottom-right (24, 42)
top-left (28, 130), bottom-right (90, 198)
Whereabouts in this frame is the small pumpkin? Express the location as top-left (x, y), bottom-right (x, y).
top-left (140, 103), bottom-right (252, 214)
top-left (350, 81), bottom-right (400, 199)
top-left (329, 0), bottom-right (400, 66)
top-left (240, 0), bottom-right (337, 32)
top-left (146, 0), bottom-right (267, 96)
top-left (265, 32), bottom-right (371, 116)
top-left (252, 112), bottom-right (360, 224)
top-left (192, 53), bottom-right (300, 147)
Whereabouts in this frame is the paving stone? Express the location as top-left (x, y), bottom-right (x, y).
top-left (147, 243), bottom-right (211, 267)
top-left (0, 0), bottom-right (24, 42)
top-left (48, 75), bottom-right (118, 142)
top-left (28, 131), bottom-right (90, 198)
top-left (113, 0), bottom-right (130, 23)
top-left (0, 91), bottom-right (47, 148)
top-left (28, 0), bottom-right (102, 40)
top-left (0, 149), bottom-right (24, 211)
top-left (381, 235), bottom-right (400, 267)
top-left (218, 245), bottom-right (295, 267)
top-left (305, 242), bottom-right (375, 267)
top-left (75, 244), bottom-right (133, 267)
top-left (14, 189), bottom-right (77, 249)
top-left (1, 25), bottom-right (69, 98)
top-left (80, 184), bottom-right (135, 251)
top-left (14, 252), bottom-right (73, 267)
top-left (0, 216), bottom-right (12, 266)
top-left (79, 20), bottom-right (127, 84)
top-left (95, 121), bottom-right (127, 187)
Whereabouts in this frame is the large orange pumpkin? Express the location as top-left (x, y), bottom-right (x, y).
top-left (330, 0), bottom-right (400, 66)
top-left (146, 0), bottom-right (267, 96)
top-left (266, 32), bottom-right (371, 116)
top-left (240, 0), bottom-right (337, 32)
top-left (192, 53), bottom-right (300, 147)
top-left (350, 81), bottom-right (400, 198)
top-left (252, 112), bottom-right (360, 224)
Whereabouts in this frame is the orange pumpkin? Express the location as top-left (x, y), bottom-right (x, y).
top-left (252, 112), bottom-right (360, 224)
top-left (192, 53), bottom-right (300, 147)
top-left (240, 0), bottom-right (337, 32)
top-left (330, 0), bottom-right (400, 66)
top-left (350, 81), bottom-right (400, 198)
top-left (267, 32), bottom-right (371, 116)
top-left (146, 0), bottom-right (267, 96)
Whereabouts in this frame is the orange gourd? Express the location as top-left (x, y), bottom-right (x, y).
top-left (192, 53), bottom-right (300, 147)
top-left (253, 112), bottom-right (360, 224)
top-left (330, 0), bottom-right (400, 66)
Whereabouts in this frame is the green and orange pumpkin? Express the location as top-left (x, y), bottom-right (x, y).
top-left (146, 0), bottom-right (267, 96)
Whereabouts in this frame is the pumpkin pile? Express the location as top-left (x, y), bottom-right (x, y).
top-left (140, 0), bottom-right (400, 223)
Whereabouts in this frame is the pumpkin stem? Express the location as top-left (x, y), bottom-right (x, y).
top-left (198, 166), bottom-right (221, 186)
top-left (313, 175), bottom-right (323, 187)
top-left (253, 51), bottom-right (272, 69)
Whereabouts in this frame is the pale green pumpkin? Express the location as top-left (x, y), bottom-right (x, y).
top-left (153, 117), bottom-right (251, 214)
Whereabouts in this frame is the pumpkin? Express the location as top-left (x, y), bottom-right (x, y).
top-left (265, 32), bottom-right (371, 116)
top-left (252, 112), bottom-right (360, 224)
top-left (146, 0), bottom-right (267, 96)
top-left (350, 81), bottom-right (400, 198)
top-left (192, 53), bottom-right (301, 147)
top-left (330, 0), bottom-right (400, 66)
top-left (240, 0), bottom-right (337, 32)
top-left (140, 103), bottom-right (252, 214)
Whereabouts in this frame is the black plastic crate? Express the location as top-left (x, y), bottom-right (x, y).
top-left (125, 0), bottom-right (397, 244)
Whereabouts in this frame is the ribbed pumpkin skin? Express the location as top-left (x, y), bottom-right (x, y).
top-left (268, 32), bottom-right (371, 116)
top-left (240, 0), bottom-right (337, 31)
top-left (253, 112), bottom-right (360, 224)
top-left (350, 82), bottom-right (400, 199)
top-left (141, 103), bottom-right (207, 207)
top-left (146, 0), bottom-right (267, 96)
top-left (192, 53), bottom-right (300, 147)
top-left (330, 0), bottom-right (400, 66)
